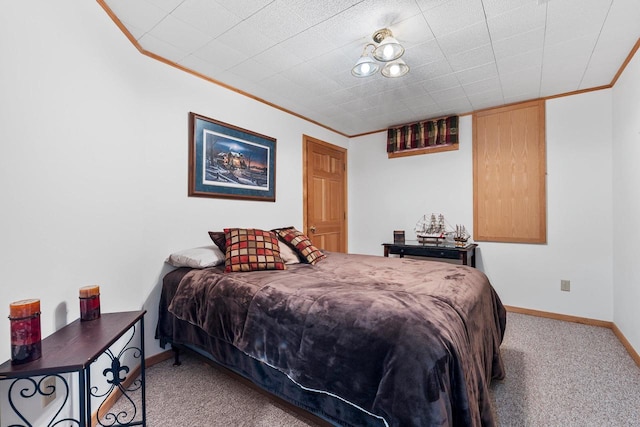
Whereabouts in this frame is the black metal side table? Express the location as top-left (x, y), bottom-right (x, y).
top-left (383, 241), bottom-right (478, 267)
top-left (0, 310), bottom-right (146, 426)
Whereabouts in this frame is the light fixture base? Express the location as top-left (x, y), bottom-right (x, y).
top-left (372, 28), bottom-right (392, 44)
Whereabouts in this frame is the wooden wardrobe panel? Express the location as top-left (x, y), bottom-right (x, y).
top-left (473, 100), bottom-right (546, 243)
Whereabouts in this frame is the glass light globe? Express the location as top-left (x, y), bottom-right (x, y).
top-left (351, 55), bottom-right (379, 77)
top-left (381, 59), bottom-right (409, 78)
top-left (373, 36), bottom-right (404, 62)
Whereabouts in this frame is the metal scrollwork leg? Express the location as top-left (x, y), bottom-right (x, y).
top-left (7, 374), bottom-right (80, 427)
top-left (92, 324), bottom-right (144, 427)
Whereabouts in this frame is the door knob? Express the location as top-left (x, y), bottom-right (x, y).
top-left (309, 226), bottom-right (317, 233)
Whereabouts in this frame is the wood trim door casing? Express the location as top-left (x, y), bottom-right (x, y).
top-left (473, 99), bottom-right (547, 243)
top-left (302, 135), bottom-right (348, 252)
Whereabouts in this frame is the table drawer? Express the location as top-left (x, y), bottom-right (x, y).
top-left (390, 246), bottom-right (458, 259)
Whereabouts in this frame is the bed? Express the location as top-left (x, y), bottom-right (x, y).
top-left (156, 240), bottom-right (505, 427)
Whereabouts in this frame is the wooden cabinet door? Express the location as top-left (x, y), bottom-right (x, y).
top-left (473, 100), bottom-right (546, 243)
top-left (303, 135), bottom-right (347, 252)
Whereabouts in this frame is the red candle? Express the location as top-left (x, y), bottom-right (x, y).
top-left (79, 285), bottom-right (100, 321)
top-left (9, 299), bottom-right (42, 365)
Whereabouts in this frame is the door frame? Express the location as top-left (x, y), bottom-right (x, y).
top-left (302, 134), bottom-right (348, 252)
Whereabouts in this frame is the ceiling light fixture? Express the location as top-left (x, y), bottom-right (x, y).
top-left (351, 28), bottom-right (409, 78)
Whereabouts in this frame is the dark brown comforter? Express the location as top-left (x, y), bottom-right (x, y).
top-left (167, 252), bottom-right (505, 426)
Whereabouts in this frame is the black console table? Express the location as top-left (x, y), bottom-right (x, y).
top-left (0, 310), bottom-right (146, 427)
top-left (383, 241), bottom-right (478, 267)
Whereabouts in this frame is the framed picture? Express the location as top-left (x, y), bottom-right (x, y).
top-left (188, 112), bottom-right (276, 202)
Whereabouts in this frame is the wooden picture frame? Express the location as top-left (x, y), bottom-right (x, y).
top-left (188, 112), bottom-right (276, 202)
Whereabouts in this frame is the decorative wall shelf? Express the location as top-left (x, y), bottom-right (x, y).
top-left (387, 143), bottom-right (458, 158)
top-left (386, 115), bottom-right (459, 158)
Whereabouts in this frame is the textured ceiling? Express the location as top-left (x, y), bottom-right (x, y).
top-left (100, 0), bottom-right (640, 136)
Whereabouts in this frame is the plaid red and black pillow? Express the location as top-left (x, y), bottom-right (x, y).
top-left (224, 228), bottom-right (285, 273)
top-left (273, 227), bottom-right (326, 265)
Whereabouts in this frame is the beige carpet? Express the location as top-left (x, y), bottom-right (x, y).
top-left (491, 313), bottom-right (640, 426)
top-left (105, 312), bottom-right (640, 426)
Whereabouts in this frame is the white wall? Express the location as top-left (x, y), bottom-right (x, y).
top-left (349, 90), bottom-right (614, 322)
top-left (0, 0), bottom-right (347, 367)
top-left (348, 117), bottom-right (475, 254)
top-left (612, 46), bottom-right (640, 353)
